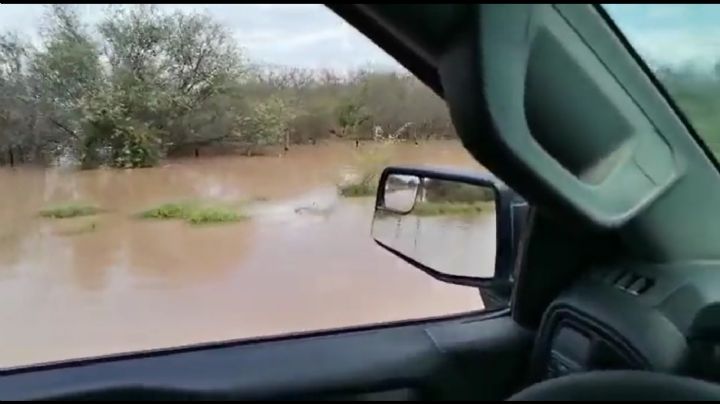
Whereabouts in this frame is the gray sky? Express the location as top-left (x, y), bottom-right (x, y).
top-left (0, 4), bottom-right (402, 73)
top-left (1, 4), bottom-right (719, 73)
top-left (603, 4), bottom-right (720, 72)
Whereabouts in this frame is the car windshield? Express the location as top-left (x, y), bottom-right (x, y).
top-left (604, 4), bottom-right (720, 160)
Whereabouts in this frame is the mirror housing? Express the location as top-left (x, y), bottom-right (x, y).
top-left (372, 165), bottom-right (529, 307)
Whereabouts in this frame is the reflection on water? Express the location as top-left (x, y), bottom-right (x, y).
top-left (0, 141), bottom-right (489, 367)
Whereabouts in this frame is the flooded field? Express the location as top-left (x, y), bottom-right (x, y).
top-left (0, 140), bottom-right (492, 368)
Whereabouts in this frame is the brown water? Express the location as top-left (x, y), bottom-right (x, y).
top-left (0, 140), bottom-right (491, 368)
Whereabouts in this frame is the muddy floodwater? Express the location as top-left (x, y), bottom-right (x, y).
top-left (0, 140), bottom-right (493, 367)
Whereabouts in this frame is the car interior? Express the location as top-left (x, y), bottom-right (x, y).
top-left (2, 3), bottom-right (720, 401)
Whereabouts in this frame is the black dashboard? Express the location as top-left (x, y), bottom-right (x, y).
top-left (531, 262), bottom-right (720, 383)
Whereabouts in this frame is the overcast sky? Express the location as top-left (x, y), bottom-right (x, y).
top-left (605, 4), bottom-right (720, 72)
top-left (0, 4), bottom-right (718, 73)
top-left (0, 4), bottom-right (401, 74)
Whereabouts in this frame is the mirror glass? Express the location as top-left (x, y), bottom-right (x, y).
top-left (383, 174), bottom-right (420, 213)
top-left (373, 175), bottom-right (496, 279)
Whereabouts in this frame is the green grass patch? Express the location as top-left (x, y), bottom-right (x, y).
top-left (411, 201), bottom-right (494, 217)
top-left (186, 206), bottom-right (246, 225)
top-left (338, 182), bottom-right (377, 197)
top-left (139, 202), bottom-right (194, 220)
top-left (138, 201), bottom-right (247, 225)
top-left (39, 203), bottom-right (102, 219)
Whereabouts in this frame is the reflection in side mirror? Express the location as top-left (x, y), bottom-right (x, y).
top-left (373, 171), bottom-right (497, 282)
top-left (383, 174), bottom-right (420, 213)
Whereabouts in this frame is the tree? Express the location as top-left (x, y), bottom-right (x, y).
top-left (0, 32), bottom-right (32, 165)
top-left (0, 4), bottom-right (460, 168)
top-left (30, 5), bottom-right (103, 162)
top-left (93, 5), bottom-right (245, 163)
top-left (239, 95), bottom-right (297, 155)
top-left (161, 9), bottom-right (245, 148)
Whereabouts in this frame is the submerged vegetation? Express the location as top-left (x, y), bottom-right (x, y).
top-left (186, 207), bottom-right (245, 225)
top-left (54, 220), bottom-right (99, 236)
top-left (139, 201), bottom-right (247, 225)
top-left (337, 142), bottom-right (395, 198)
top-left (139, 202), bottom-right (193, 220)
top-left (338, 182), bottom-right (376, 197)
top-left (39, 203), bottom-right (102, 219)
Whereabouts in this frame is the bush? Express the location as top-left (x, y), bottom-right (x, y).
top-left (238, 95), bottom-right (296, 153)
top-left (81, 89), bottom-right (165, 169)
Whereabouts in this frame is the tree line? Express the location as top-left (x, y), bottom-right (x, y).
top-left (0, 5), bottom-right (455, 169)
top-left (4, 6), bottom-right (720, 170)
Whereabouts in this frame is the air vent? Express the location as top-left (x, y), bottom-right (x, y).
top-left (611, 270), bottom-right (654, 296)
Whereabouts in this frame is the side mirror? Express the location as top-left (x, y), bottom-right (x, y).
top-left (371, 166), bottom-right (529, 308)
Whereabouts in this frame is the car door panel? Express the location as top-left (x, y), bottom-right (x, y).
top-left (0, 313), bottom-right (532, 401)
